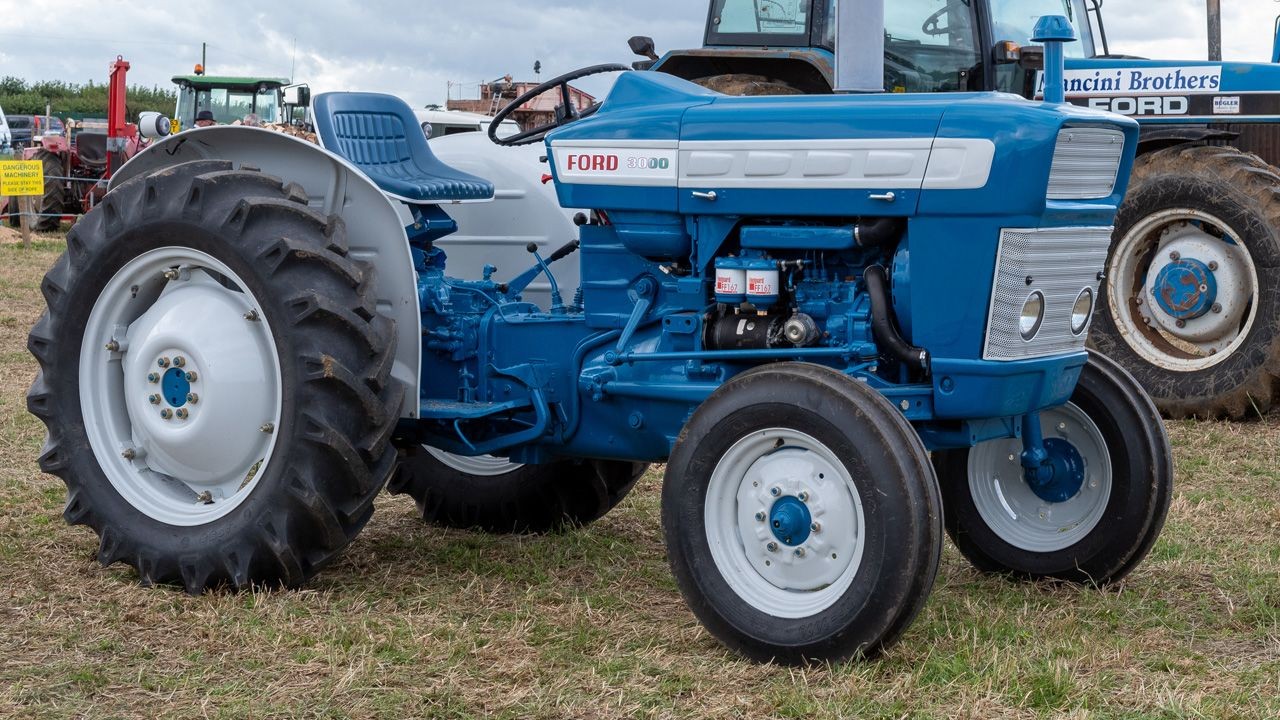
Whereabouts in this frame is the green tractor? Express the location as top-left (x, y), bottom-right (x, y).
top-left (171, 73), bottom-right (311, 129)
top-left (634, 0), bottom-right (1280, 419)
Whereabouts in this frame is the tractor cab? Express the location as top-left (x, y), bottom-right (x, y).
top-left (172, 75), bottom-right (302, 129)
top-left (649, 0), bottom-right (1097, 96)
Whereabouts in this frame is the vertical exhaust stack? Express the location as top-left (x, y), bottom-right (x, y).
top-left (1207, 0), bottom-right (1222, 62)
top-left (834, 0), bottom-right (885, 93)
top-left (1034, 16), bottom-right (1078, 104)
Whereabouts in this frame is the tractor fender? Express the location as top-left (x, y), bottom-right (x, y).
top-left (111, 126), bottom-right (423, 420)
top-left (1137, 126), bottom-right (1237, 156)
top-left (38, 135), bottom-right (69, 154)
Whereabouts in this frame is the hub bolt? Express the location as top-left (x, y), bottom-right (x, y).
top-left (160, 409), bottom-right (173, 420)
top-left (1170, 251), bottom-right (1181, 262)
top-left (157, 357), bottom-right (170, 368)
top-left (121, 448), bottom-right (136, 460)
top-left (176, 409), bottom-right (189, 420)
top-left (755, 511), bottom-right (767, 522)
top-left (794, 548), bottom-right (806, 558)
top-left (187, 393), bottom-right (199, 404)
top-left (173, 356), bottom-right (186, 368)
top-left (185, 371), bottom-right (198, 382)
top-left (260, 423), bottom-right (275, 434)
top-left (770, 487), bottom-right (782, 497)
top-left (766, 542), bottom-right (779, 553)
top-left (1135, 298), bottom-right (1144, 306)
top-left (811, 522), bottom-right (822, 533)
top-left (1209, 261), bottom-right (1219, 272)
top-left (1058, 422), bottom-right (1067, 431)
top-left (244, 310), bottom-right (261, 322)
top-left (104, 340), bottom-right (120, 352)
top-left (148, 394), bottom-right (161, 405)
top-left (196, 491), bottom-right (213, 505)
top-left (798, 491), bottom-right (810, 502)
top-left (1176, 320), bottom-right (1187, 329)
top-left (147, 373), bottom-right (160, 384)
top-left (1212, 304), bottom-right (1223, 314)
top-left (163, 269), bottom-right (180, 281)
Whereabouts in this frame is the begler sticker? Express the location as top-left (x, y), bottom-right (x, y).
top-left (1213, 96), bottom-right (1242, 115)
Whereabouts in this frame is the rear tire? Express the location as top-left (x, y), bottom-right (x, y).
top-left (663, 363), bottom-right (942, 664)
top-left (389, 447), bottom-right (646, 533)
top-left (1092, 145), bottom-right (1280, 419)
top-left (33, 149), bottom-right (65, 232)
top-left (27, 159), bottom-right (402, 592)
top-left (934, 353), bottom-right (1172, 585)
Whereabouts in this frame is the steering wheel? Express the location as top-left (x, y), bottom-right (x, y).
top-left (922, 4), bottom-right (954, 36)
top-left (488, 64), bottom-right (630, 147)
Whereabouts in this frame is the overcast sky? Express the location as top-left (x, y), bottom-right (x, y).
top-left (0, 0), bottom-right (1277, 109)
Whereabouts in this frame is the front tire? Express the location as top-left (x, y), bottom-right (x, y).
top-left (27, 159), bottom-right (402, 592)
top-left (389, 447), bottom-right (646, 533)
top-left (1092, 145), bottom-right (1280, 419)
top-left (934, 353), bottom-right (1172, 585)
top-left (663, 363), bottom-right (942, 664)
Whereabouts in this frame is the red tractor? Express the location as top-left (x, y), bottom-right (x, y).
top-left (11, 57), bottom-right (170, 231)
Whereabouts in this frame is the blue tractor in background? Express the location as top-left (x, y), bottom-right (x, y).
top-left (632, 0), bottom-right (1280, 420)
top-left (27, 7), bottom-right (1171, 662)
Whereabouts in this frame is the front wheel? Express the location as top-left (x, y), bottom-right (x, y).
top-left (27, 159), bottom-right (402, 592)
top-left (663, 363), bottom-right (942, 664)
top-left (934, 353), bottom-right (1172, 585)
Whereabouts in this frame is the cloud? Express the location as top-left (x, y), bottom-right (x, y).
top-left (0, 0), bottom-right (1277, 110)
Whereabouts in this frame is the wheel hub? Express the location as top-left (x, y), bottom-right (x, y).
top-left (1152, 258), bottom-right (1217, 321)
top-left (1026, 438), bottom-right (1086, 504)
top-left (769, 495), bottom-right (813, 547)
top-left (160, 366), bottom-right (192, 408)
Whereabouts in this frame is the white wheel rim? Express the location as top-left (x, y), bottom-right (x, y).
top-left (704, 428), bottom-right (866, 619)
top-left (1108, 208), bottom-right (1260, 371)
top-left (424, 446), bottom-right (523, 476)
top-left (967, 404), bottom-right (1112, 553)
top-left (80, 247), bottom-right (283, 527)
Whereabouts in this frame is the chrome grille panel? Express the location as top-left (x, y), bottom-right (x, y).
top-left (1047, 127), bottom-right (1126, 200)
top-left (984, 227), bottom-right (1113, 361)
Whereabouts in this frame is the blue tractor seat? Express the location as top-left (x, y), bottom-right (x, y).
top-left (313, 92), bottom-right (496, 204)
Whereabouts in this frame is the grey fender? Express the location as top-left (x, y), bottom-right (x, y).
top-left (112, 127), bottom-right (422, 419)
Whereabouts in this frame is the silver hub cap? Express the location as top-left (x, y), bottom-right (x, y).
top-left (705, 428), bottom-right (865, 619)
top-left (967, 404), bottom-right (1112, 553)
top-left (1109, 209), bottom-right (1259, 371)
top-left (80, 248), bottom-right (283, 526)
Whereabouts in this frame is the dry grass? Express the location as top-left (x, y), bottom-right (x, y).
top-left (0, 237), bottom-right (1277, 719)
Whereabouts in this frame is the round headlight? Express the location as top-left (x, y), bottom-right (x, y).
top-left (1071, 288), bottom-right (1095, 335)
top-left (1020, 292), bottom-right (1045, 341)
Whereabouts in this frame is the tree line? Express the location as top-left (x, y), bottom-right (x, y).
top-left (0, 77), bottom-right (176, 122)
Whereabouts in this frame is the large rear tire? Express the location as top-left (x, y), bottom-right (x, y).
top-left (933, 353), bottom-right (1172, 586)
top-left (32, 149), bottom-right (66, 232)
top-left (1092, 145), bottom-right (1280, 419)
top-left (663, 363), bottom-right (942, 664)
top-left (27, 159), bottom-right (402, 592)
top-left (388, 447), bottom-right (646, 533)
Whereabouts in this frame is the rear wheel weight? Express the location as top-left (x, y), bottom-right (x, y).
top-left (1092, 145), bottom-right (1280, 419)
top-left (662, 363), bottom-right (943, 664)
top-left (934, 353), bottom-right (1173, 585)
top-left (27, 159), bottom-right (402, 592)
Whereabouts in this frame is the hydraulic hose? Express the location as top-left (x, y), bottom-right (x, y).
top-left (864, 265), bottom-right (930, 375)
top-left (854, 217), bottom-right (906, 249)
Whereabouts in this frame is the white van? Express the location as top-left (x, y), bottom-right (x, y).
top-left (0, 104), bottom-right (12, 156)
top-left (413, 109), bottom-right (520, 141)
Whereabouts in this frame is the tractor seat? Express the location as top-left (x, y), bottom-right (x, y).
top-left (313, 92), bottom-right (495, 204)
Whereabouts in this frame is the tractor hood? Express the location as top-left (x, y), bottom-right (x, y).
top-left (1058, 58), bottom-right (1280, 123)
top-left (548, 71), bottom-right (1139, 222)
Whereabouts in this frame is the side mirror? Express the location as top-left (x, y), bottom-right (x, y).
top-left (628, 35), bottom-right (659, 61)
top-left (284, 84), bottom-right (312, 108)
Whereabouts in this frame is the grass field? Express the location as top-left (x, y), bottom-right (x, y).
top-left (0, 235), bottom-right (1277, 719)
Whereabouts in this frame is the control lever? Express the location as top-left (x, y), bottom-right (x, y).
top-left (504, 240), bottom-right (581, 312)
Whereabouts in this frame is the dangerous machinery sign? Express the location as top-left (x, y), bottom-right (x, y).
top-left (0, 160), bottom-right (44, 197)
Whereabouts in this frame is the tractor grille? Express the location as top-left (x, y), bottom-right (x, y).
top-left (1046, 127), bottom-right (1126, 200)
top-left (984, 227), bottom-right (1113, 361)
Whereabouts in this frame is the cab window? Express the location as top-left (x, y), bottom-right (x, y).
top-left (989, 0), bottom-right (1093, 94)
top-left (884, 0), bottom-right (982, 93)
top-left (709, 0), bottom-right (813, 44)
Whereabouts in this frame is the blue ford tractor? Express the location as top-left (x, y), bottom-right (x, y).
top-left (27, 7), bottom-right (1172, 663)
top-left (632, 0), bottom-right (1280, 420)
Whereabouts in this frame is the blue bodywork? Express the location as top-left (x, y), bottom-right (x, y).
top-left (331, 67), bottom-right (1140, 467)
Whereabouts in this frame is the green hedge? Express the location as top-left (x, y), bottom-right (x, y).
top-left (0, 76), bottom-right (176, 122)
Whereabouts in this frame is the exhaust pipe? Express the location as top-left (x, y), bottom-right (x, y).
top-left (1033, 16), bottom-right (1078, 104)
